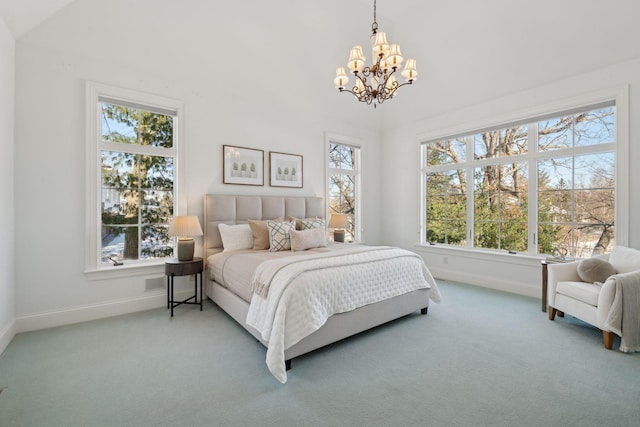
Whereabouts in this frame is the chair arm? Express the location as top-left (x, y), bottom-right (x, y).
top-left (597, 269), bottom-right (640, 329)
top-left (596, 278), bottom-right (617, 329)
top-left (547, 260), bottom-right (581, 307)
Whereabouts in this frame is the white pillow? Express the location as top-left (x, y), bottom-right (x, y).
top-left (290, 228), bottom-right (327, 251)
top-left (608, 246), bottom-right (640, 273)
top-left (218, 223), bottom-right (253, 252)
top-left (577, 257), bottom-right (615, 284)
top-left (267, 220), bottom-right (295, 252)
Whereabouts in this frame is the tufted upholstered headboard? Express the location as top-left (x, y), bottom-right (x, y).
top-left (203, 194), bottom-right (325, 258)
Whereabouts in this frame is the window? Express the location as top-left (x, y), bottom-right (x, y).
top-left (421, 103), bottom-right (618, 257)
top-left (86, 83), bottom-right (184, 273)
top-left (326, 134), bottom-right (361, 242)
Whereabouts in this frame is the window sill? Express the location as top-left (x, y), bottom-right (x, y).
top-left (85, 261), bottom-right (165, 281)
top-left (413, 244), bottom-right (544, 266)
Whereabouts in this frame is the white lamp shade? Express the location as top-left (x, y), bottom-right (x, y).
top-left (328, 214), bottom-right (349, 229)
top-left (386, 44), bottom-right (404, 68)
top-left (168, 216), bottom-right (203, 238)
top-left (372, 31), bottom-right (389, 58)
top-left (348, 46), bottom-right (366, 73)
top-left (334, 67), bottom-right (349, 89)
top-left (401, 59), bottom-right (418, 81)
top-left (380, 57), bottom-right (389, 72)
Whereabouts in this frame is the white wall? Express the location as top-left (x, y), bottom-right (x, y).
top-left (12, 41), bottom-right (381, 331)
top-left (10, 0), bottom-right (392, 332)
top-left (9, 0), bottom-right (640, 332)
top-left (0, 17), bottom-right (16, 353)
top-left (381, 57), bottom-right (640, 297)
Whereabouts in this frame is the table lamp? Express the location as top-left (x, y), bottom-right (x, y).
top-left (168, 216), bottom-right (203, 261)
top-left (328, 213), bottom-right (349, 243)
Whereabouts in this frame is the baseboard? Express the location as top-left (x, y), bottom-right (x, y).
top-left (429, 266), bottom-right (539, 299)
top-left (15, 289), bottom-right (198, 333)
top-left (0, 319), bottom-right (16, 356)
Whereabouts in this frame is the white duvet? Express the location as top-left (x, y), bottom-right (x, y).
top-left (245, 245), bottom-right (441, 383)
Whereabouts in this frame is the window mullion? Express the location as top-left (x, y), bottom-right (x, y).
top-left (99, 140), bottom-right (175, 157)
top-left (137, 155), bottom-right (143, 260)
top-left (528, 122), bottom-right (538, 255)
top-left (466, 135), bottom-right (474, 248)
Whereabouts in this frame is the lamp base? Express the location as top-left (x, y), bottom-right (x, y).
top-left (177, 238), bottom-right (195, 261)
top-left (333, 229), bottom-right (345, 243)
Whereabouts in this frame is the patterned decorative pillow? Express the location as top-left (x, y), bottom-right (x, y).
top-left (289, 216), bottom-right (319, 230)
top-left (218, 223), bottom-right (253, 252)
top-left (290, 228), bottom-right (327, 251)
top-left (300, 218), bottom-right (325, 230)
top-left (267, 220), bottom-right (296, 252)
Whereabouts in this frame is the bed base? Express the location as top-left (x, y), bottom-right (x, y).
top-left (207, 279), bottom-right (430, 368)
top-left (202, 194), bottom-right (432, 372)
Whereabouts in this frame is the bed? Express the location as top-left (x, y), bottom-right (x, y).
top-left (203, 194), bottom-right (440, 383)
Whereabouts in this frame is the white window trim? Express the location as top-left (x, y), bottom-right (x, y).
top-left (416, 85), bottom-right (629, 254)
top-left (325, 132), bottom-right (363, 242)
top-left (85, 82), bottom-right (185, 280)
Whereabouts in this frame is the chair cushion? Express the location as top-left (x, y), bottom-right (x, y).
top-left (556, 281), bottom-right (601, 307)
top-left (609, 246), bottom-right (640, 274)
top-left (577, 257), bottom-right (616, 283)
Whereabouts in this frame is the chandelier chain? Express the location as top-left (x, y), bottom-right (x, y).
top-left (371, 0), bottom-right (378, 34)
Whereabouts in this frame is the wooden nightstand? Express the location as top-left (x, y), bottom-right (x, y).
top-left (165, 257), bottom-right (203, 317)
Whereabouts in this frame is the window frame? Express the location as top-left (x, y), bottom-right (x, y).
top-left (85, 82), bottom-right (185, 279)
top-left (418, 86), bottom-right (629, 257)
top-left (325, 133), bottom-right (362, 243)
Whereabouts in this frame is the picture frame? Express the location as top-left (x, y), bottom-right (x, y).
top-left (223, 145), bottom-right (264, 186)
top-left (270, 151), bottom-right (303, 188)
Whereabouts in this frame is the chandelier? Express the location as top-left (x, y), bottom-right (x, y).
top-left (334, 0), bottom-right (418, 107)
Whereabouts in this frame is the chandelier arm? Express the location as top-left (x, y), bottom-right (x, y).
top-left (340, 87), bottom-right (374, 105)
top-left (354, 72), bottom-right (369, 85)
top-left (393, 81), bottom-right (415, 90)
top-left (339, 88), bottom-right (359, 98)
top-left (358, 67), bottom-right (373, 78)
top-left (384, 81), bottom-right (413, 100)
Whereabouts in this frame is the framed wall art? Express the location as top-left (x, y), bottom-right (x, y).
top-left (270, 151), bottom-right (303, 188)
top-left (223, 145), bottom-right (264, 186)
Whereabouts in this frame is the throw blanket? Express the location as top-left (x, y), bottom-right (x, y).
top-left (603, 270), bottom-right (640, 352)
top-left (245, 246), bottom-right (441, 383)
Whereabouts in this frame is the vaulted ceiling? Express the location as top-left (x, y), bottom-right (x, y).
top-left (3, 0), bottom-right (640, 128)
top-left (0, 0), bottom-right (75, 37)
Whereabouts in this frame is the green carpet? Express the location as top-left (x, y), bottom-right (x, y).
top-left (0, 281), bottom-right (638, 426)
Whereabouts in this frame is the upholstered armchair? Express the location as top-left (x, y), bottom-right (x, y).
top-left (547, 246), bottom-right (640, 350)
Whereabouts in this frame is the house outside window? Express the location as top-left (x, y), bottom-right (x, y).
top-left (421, 103), bottom-right (617, 258)
top-left (86, 83), bottom-right (184, 273)
top-left (326, 135), bottom-right (361, 242)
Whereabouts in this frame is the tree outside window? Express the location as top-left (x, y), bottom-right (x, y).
top-left (423, 106), bottom-right (615, 257)
top-left (328, 141), bottom-right (360, 242)
top-left (99, 102), bottom-right (176, 264)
